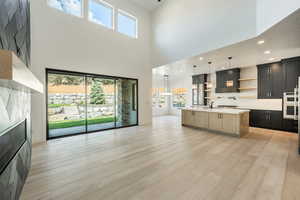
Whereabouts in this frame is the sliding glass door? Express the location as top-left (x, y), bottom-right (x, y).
top-left (47, 72), bottom-right (86, 138)
top-left (46, 69), bottom-right (138, 139)
top-left (86, 77), bottom-right (116, 132)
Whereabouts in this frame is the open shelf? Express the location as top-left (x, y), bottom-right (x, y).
top-left (205, 96), bottom-right (216, 99)
top-left (239, 95), bottom-right (257, 99)
top-left (239, 87), bottom-right (257, 90)
top-left (238, 78), bottom-right (257, 81)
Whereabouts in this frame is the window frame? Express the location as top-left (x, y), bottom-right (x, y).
top-left (88, 0), bottom-right (115, 30)
top-left (117, 9), bottom-right (138, 39)
top-left (47, 0), bottom-right (84, 18)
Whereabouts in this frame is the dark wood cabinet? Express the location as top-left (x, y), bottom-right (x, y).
top-left (250, 110), bottom-right (297, 133)
top-left (250, 110), bottom-right (282, 130)
top-left (283, 119), bottom-right (298, 133)
top-left (272, 63), bottom-right (284, 98)
top-left (252, 57), bottom-right (300, 133)
top-left (257, 62), bottom-right (283, 99)
top-left (282, 57), bottom-right (300, 93)
top-left (271, 111), bottom-right (284, 130)
top-left (258, 65), bottom-right (272, 99)
top-left (215, 68), bottom-right (240, 93)
top-left (257, 57), bottom-right (300, 99)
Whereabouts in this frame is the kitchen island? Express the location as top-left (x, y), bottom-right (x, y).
top-left (182, 108), bottom-right (250, 137)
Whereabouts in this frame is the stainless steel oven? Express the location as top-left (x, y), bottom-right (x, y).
top-left (283, 88), bottom-right (298, 120)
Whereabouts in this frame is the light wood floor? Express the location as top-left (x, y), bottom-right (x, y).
top-left (21, 116), bottom-right (300, 200)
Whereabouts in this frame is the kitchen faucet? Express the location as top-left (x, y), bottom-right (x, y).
top-left (209, 101), bottom-right (214, 109)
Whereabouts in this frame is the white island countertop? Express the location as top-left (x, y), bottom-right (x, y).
top-left (182, 107), bottom-right (250, 114)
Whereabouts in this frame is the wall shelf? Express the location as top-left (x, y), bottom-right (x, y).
top-left (239, 96), bottom-right (257, 99)
top-left (205, 96), bottom-right (216, 99)
top-left (239, 87), bottom-right (257, 90)
top-left (238, 78), bottom-right (257, 81)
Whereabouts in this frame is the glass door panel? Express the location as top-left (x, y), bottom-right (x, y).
top-left (86, 77), bottom-right (116, 132)
top-left (47, 72), bottom-right (86, 138)
top-left (47, 69), bottom-right (138, 139)
top-left (116, 79), bottom-right (138, 127)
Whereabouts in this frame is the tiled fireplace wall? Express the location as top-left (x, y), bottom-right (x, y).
top-left (0, 0), bottom-right (31, 66)
top-left (0, 86), bottom-right (31, 200)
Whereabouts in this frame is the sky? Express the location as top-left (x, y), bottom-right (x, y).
top-left (49, 0), bottom-right (137, 38)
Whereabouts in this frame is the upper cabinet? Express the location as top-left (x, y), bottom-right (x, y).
top-left (282, 57), bottom-right (300, 93)
top-left (257, 57), bottom-right (300, 99)
top-left (192, 74), bottom-right (207, 105)
top-left (215, 68), bottom-right (240, 93)
top-left (257, 62), bottom-right (283, 99)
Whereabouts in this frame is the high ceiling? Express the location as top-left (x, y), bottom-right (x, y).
top-left (129, 0), bottom-right (162, 11)
top-left (154, 9), bottom-right (300, 77)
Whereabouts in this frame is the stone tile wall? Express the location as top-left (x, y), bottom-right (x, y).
top-left (0, 86), bottom-right (31, 200)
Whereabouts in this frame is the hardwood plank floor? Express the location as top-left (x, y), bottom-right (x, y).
top-left (21, 116), bottom-right (300, 200)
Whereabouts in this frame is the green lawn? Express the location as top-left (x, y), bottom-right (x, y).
top-left (48, 104), bottom-right (72, 108)
top-left (49, 116), bottom-right (115, 130)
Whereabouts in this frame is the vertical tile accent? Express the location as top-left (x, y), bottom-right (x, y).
top-left (0, 86), bottom-right (31, 200)
top-left (0, 0), bottom-right (31, 67)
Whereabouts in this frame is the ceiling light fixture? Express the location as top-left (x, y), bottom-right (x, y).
top-left (199, 57), bottom-right (204, 61)
top-left (264, 50), bottom-right (271, 54)
top-left (257, 40), bottom-right (265, 45)
top-left (208, 61), bottom-right (212, 74)
top-left (161, 75), bottom-right (172, 96)
top-left (226, 56), bottom-right (233, 69)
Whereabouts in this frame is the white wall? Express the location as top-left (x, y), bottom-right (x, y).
top-left (151, 0), bottom-right (257, 67)
top-left (30, 0), bottom-right (152, 144)
top-left (151, 0), bottom-right (300, 67)
top-left (257, 0), bottom-right (300, 34)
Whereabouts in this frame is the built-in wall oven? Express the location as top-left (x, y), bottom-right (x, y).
top-left (283, 77), bottom-right (300, 154)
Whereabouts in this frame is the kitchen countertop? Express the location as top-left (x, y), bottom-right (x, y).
top-left (236, 107), bottom-right (282, 111)
top-left (182, 107), bottom-right (250, 114)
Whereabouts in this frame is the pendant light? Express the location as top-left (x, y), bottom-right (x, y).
top-left (161, 75), bottom-right (172, 96)
top-left (228, 56), bottom-right (233, 69)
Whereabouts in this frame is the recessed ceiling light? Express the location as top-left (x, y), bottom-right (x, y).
top-left (269, 57), bottom-right (275, 61)
top-left (257, 40), bottom-right (265, 45)
top-left (199, 57), bottom-right (204, 61)
top-left (264, 50), bottom-right (271, 54)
